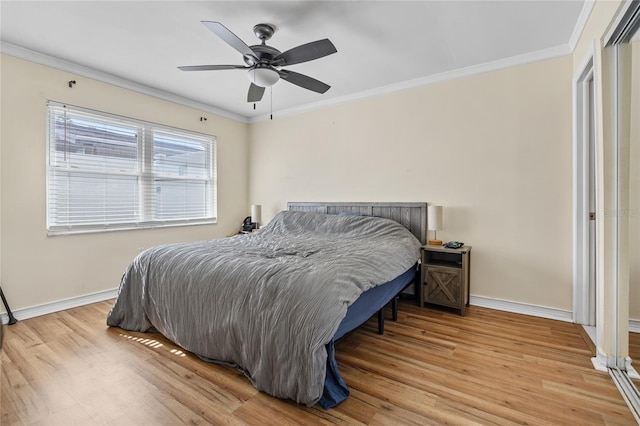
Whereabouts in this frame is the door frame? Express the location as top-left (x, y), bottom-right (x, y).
top-left (573, 43), bottom-right (598, 331)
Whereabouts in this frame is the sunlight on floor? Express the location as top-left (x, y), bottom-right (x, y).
top-left (118, 332), bottom-right (188, 357)
top-left (119, 333), bottom-right (164, 349)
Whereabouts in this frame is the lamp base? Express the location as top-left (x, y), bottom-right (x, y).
top-left (428, 239), bottom-right (442, 245)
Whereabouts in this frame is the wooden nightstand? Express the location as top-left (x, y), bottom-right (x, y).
top-left (420, 245), bottom-right (471, 316)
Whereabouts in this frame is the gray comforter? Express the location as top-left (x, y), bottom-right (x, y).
top-left (107, 210), bottom-right (421, 406)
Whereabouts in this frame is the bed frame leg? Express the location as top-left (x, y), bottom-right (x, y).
top-left (392, 296), bottom-right (399, 321)
top-left (377, 309), bottom-right (384, 334)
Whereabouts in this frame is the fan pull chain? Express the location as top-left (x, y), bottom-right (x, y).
top-left (270, 87), bottom-right (273, 120)
top-left (252, 70), bottom-right (257, 110)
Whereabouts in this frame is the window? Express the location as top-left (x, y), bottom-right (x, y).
top-left (47, 102), bottom-right (216, 235)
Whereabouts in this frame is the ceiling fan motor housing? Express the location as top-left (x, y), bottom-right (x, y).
top-left (243, 44), bottom-right (281, 66)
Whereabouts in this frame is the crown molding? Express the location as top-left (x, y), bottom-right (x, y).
top-left (2, 40), bottom-right (572, 126)
top-left (249, 43), bottom-right (572, 123)
top-left (0, 41), bottom-right (249, 124)
top-left (569, 1), bottom-right (596, 52)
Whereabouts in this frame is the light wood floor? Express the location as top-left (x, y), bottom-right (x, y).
top-left (631, 331), bottom-right (640, 389)
top-left (1, 300), bottom-right (637, 425)
top-left (632, 332), bottom-right (640, 362)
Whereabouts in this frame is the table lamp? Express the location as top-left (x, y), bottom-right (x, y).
top-left (251, 204), bottom-right (262, 230)
top-left (428, 205), bottom-right (443, 245)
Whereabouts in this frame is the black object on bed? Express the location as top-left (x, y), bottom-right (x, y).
top-left (107, 208), bottom-right (423, 408)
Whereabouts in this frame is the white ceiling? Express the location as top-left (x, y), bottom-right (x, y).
top-left (1, 1), bottom-right (587, 122)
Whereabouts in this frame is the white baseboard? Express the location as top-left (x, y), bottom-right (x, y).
top-left (469, 295), bottom-right (574, 323)
top-left (592, 350), bottom-right (610, 373)
top-left (469, 297), bottom-right (638, 332)
top-left (626, 357), bottom-right (640, 379)
top-left (1, 289), bottom-right (637, 332)
top-left (1, 288), bottom-right (118, 325)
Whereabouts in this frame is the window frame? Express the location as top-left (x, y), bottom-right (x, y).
top-left (46, 101), bottom-right (217, 236)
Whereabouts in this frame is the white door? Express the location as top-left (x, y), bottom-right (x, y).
top-left (573, 53), bottom-right (598, 335)
top-left (587, 75), bottom-right (597, 327)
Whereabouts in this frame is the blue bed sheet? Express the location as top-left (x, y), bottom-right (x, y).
top-left (319, 265), bottom-right (417, 408)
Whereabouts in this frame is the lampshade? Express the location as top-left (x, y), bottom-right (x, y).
top-left (427, 206), bottom-right (443, 231)
top-left (251, 204), bottom-right (262, 224)
top-left (247, 67), bottom-right (280, 87)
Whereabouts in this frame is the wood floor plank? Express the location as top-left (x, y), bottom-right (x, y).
top-left (1, 299), bottom-right (637, 425)
top-left (630, 331), bottom-right (640, 388)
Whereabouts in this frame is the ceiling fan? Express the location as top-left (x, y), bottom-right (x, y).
top-left (178, 21), bottom-right (337, 103)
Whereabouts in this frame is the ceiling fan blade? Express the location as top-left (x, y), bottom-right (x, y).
top-left (278, 70), bottom-right (331, 94)
top-left (178, 65), bottom-right (249, 71)
top-left (247, 83), bottom-right (265, 103)
top-left (273, 39), bottom-right (337, 66)
top-left (201, 21), bottom-right (257, 61)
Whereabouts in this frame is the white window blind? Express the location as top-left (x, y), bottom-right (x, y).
top-left (47, 102), bottom-right (216, 235)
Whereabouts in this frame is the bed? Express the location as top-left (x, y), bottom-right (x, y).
top-left (107, 202), bottom-right (427, 408)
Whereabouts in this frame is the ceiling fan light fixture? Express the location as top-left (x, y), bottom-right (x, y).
top-left (247, 67), bottom-right (280, 87)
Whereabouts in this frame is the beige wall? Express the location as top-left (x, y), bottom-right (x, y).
top-left (0, 54), bottom-right (250, 310)
top-left (249, 56), bottom-right (574, 310)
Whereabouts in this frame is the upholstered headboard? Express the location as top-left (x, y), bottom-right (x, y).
top-left (287, 202), bottom-right (428, 245)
